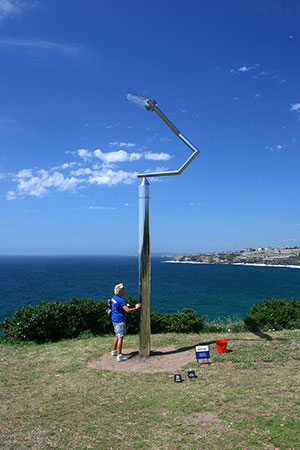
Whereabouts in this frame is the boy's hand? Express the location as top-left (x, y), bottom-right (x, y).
top-left (135, 303), bottom-right (141, 309)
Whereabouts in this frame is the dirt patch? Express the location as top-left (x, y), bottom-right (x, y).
top-left (88, 346), bottom-right (199, 373)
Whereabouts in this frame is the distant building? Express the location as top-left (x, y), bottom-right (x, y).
top-left (245, 248), bottom-right (255, 252)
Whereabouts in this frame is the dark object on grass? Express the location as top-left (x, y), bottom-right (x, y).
top-left (174, 374), bottom-right (182, 383)
top-left (187, 370), bottom-right (196, 378)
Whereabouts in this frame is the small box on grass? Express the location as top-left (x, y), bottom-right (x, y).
top-left (174, 374), bottom-right (182, 383)
top-left (187, 370), bottom-right (196, 378)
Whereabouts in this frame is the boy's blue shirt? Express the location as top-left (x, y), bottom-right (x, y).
top-left (111, 295), bottom-right (126, 322)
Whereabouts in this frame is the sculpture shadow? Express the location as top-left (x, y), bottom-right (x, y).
top-left (126, 331), bottom-right (285, 358)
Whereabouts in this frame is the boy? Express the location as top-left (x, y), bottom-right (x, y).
top-left (111, 283), bottom-right (141, 362)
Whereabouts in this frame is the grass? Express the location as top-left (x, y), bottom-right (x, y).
top-left (1, 330), bottom-right (300, 449)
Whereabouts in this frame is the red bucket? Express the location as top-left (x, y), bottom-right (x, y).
top-left (216, 339), bottom-right (228, 353)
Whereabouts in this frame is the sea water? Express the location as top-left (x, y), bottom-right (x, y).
top-left (0, 255), bottom-right (300, 322)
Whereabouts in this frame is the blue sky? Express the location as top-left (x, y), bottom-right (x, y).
top-left (0, 0), bottom-right (300, 255)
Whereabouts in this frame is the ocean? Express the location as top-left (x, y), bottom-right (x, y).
top-left (1, 255), bottom-right (300, 322)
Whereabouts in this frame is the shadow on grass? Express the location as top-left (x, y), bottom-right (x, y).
top-left (125, 330), bottom-right (289, 358)
top-left (251, 329), bottom-right (273, 340)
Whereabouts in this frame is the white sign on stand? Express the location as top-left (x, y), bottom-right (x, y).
top-left (196, 345), bottom-right (210, 364)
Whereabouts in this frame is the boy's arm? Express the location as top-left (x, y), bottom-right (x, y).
top-left (122, 303), bottom-right (141, 313)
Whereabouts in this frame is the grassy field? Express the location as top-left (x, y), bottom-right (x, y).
top-left (1, 330), bottom-right (300, 449)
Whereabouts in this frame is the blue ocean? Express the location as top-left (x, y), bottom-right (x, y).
top-left (1, 256), bottom-right (300, 322)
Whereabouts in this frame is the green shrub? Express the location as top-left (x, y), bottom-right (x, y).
top-left (0, 301), bottom-right (69, 344)
top-left (0, 299), bottom-right (204, 343)
top-left (0, 298), bottom-right (112, 344)
top-left (164, 308), bottom-right (204, 333)
top-left (228, 319), bottom-right (247, 333)
top-left (151, 308), bottom-right (204, 333)
top-left (244, 298), bottom-right (300, 331)
top-left (5, 296), bottom-right (299, 344)
top-left (150, 310), bottom-right (171, 333)
top-left (202, 316), bottom-right (227, 333)
top-left (65, 298), bottom-right (110, 337)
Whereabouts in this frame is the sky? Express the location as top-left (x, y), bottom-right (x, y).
top-left (0, 0), bottom-right (300, 255)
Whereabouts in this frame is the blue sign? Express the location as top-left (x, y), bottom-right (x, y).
top-left (196, 345), bottom-right (210, 360)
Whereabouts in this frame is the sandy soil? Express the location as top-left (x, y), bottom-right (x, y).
top-left (87, 346), bottom-right (205, 373)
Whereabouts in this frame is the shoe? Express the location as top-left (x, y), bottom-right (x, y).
top-left (111, 350), bottom-right (117, 356)
top-left (117, 354), bottom-right (127, 362)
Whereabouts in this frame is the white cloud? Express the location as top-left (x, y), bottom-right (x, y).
top-left (6, 145), bottom-right (173, 200)
top-left (70, 168), bottom-right (92, 176)
top-left (259, 70), bottom-right (270, 76)
top-left (0, 38), bottom-right (83, 58)
top-left (254, 93), bottom-right (261, 98)
top-left (0, 0), bottom-right (35, 21)
top-left (265, 144), bottom-right (285, 152)
top-left (8, 169), bottom-right (84, 199)
top-left (78, 149), bottom-right (92, 162)
top-left (6, 190), bottom-right (16, 200)
top-left (99, 121), bottom-right (120, 129)
top-left (230, 65), bottom-right (259, 74)
top-left (290, 103), bottom-right (300, 111)
top-left (94, 149), bottom-right (142, 163)
top-left (7, 163), bottom-right (140, 199)
top-left (108, 141), bottom-right (136, 148)
top-left (88, 206), bottom-right (115, 210)
top-left (159, 136), bottom-right (172, 143)
top-left (60, 162), bottom-right (77, 170)
top-left (120, 142), bottom-right (136, 148)
top-left (238, 66), bottom-right (252, 72)
top-left (290, 103), bottom-right (300, 121)
top-left (15, 169), bottom-right (32, 178)
top-left (144, 151), bottom-right (172, 161)
top-left (0, 117), bottom-right (21, 131)
top-left (88, 168), bottom-right (137, 186)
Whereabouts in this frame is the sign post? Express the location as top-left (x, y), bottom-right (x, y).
top-left (196, 345), bottom-right (210, 365)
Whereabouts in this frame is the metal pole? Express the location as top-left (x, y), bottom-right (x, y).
top-left (127, 91), bottom-right (200, 358)
top-left (138, 177), bottom-right (151, 356)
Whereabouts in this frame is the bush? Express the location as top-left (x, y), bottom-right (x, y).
top-left (202, 316), bottom-right (227, 333)
top-left (5, 296), bottom-right (299, 344)
top-left (65, 298), bottom-right (111, 337)
top-left (151, 308), bottom-right (204, 334)
top-left (0, 298), bottom-right (204, 343)
top-left (164, 308), bottom-right (204, 333)
top-left (244, 298), bottom-right (300, 331)
top-left (0, 298), bottom-right (113, 344)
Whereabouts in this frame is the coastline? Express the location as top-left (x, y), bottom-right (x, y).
top-left (162, 260), bottom-right (300, 269)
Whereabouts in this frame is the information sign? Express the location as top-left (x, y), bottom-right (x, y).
top-left (196, 345), bottom-right (210, 360)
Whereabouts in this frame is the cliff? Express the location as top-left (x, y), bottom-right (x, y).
top-left (174, 247), bottom-right (300, 266)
